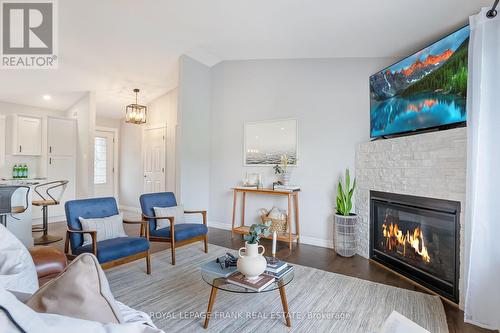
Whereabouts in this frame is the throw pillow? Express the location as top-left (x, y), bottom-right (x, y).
top-left (0, 224), bottom-right (39, 294)
top-left (1, 287), bottom-right (164, 333)
top-left (79, 213), bottom-right (127, 246)
top-left (153, 205), bottom-right (184, 230)
top-left (26, 253), bottom-right (123, 324)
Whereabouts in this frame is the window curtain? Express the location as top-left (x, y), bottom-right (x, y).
top-left (464, 7), bottom-right (500, 330)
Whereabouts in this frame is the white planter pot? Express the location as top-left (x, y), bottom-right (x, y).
top-left (237, 241), bottom-right (267, 280)
top-left (333, 213), bottom-right (358, 257)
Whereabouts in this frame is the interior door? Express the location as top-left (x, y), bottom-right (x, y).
top-left (94, 130), bottom-right (115, 197)
top-left (143, 126), bottom-right (166, 193)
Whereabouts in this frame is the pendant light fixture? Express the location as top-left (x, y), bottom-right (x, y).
top-left (125, 88), bottom-right (147, 124)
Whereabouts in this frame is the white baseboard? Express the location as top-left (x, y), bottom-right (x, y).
top-left (207, 220), bottom-right (232, 230)
top-left (119, 205), bottom-right (142, 213)
top-left (299, 235), bottom-right (334, 249)
top-left (207, 220), bottom-right (334, 249)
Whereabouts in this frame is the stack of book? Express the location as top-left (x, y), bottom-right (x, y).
top-left (226, 272), bottom-right (275, 292)
top-left (265, 257), bottom-right (294, 279)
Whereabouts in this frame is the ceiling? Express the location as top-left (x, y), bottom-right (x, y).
top-left (0, 0), bottom-right (490, 118)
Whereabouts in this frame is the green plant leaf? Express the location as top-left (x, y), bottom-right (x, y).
top-left (345, 169), bottom-right (350, 192)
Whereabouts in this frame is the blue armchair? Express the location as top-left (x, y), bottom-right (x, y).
top-left (64, 197), bottom-right (151, 274)
top-left (140, 192), bottom-right (208, 265)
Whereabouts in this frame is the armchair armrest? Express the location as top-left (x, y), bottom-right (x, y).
top-left (184, 210), bottom-right (207, 225)
top-left (65, 229), bottom-right (97, 256)
top-left (142, 214), bottom-right (175, 241)
top-left (142, 214), bottom-right (175, 223)
top-left (123, 219), bottom-right (150, 239)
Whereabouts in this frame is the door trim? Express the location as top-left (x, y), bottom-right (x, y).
top-left (142, 123), bottom-right (167, 193)
top-left (95, 126), bottom-right (119, 201)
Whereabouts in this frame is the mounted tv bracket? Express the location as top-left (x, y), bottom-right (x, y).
top-left (487, 0), bottom-right (498, 18)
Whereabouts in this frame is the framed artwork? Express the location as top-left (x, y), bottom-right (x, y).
top-left (244, 119), bottom-right (298, 166)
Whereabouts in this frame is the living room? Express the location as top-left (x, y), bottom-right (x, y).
top-left (0, 1), bottom-right (499, 332)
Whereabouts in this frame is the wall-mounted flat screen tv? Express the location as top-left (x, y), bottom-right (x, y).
top-left (370, 25), bottom-right (469, 138)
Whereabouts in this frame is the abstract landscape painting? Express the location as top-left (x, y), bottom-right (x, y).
top-left (244, 119), bottom-right (297, 166)
top-left (370, 25), bottom-right (469, 138)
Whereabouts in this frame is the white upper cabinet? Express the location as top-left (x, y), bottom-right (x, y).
top-left (9, 115), bottom-right (42, 156)
top-left (48, 117), bottom-right (76, 156)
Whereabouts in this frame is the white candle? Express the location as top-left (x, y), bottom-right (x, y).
top-left (272, 231), bottom-right (277, 256)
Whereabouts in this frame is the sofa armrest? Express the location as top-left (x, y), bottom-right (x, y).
top-left (28, 246), bottom-right (67, 286)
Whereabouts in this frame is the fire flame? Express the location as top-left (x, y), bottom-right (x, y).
top-left (382, 223), bottom-right (431, 263)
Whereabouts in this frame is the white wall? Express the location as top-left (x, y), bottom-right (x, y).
top-left (208, 58), bottom-right (394, 247)
top-left (66, 92), bottom-right (96, 198)
top-left (119, 120), bottom-right (143, 209)
top-left (96, 116), bottom-right (121, 129)
top-left (119, 88), bottom-right (178, 210)
top-left (177, 55), bottom-right (211, 213)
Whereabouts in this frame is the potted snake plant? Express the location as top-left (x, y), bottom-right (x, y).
top-left (334, 169), bottom-right (357, 257)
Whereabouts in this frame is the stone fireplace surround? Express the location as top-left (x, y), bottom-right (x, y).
top-left (355, 127), bottom-right (466, 307)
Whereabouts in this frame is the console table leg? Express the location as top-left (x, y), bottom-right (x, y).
top-left (294, 192), bottom-right (300, 242)
top-left (287, 194), bottom-right (292, 250)
top-left (204, 286), bottom-right (219, 329)
top-left (231, 190), bottom-right (237, 237)
top-left (279, 284), bottom-right (291, 327)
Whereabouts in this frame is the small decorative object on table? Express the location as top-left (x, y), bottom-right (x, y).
top-left (334, 168), bottom-right (358, 257)
top-left (242, 172), bottom-right (260, 188)
top-left (259, 207), bottom-right (287, 233)
top-left (273, 154), bottom-right (292, 186)
top-left (237, 222), bottom-right (271, 280)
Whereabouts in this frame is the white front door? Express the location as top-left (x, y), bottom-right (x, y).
top-left (94, 130), bottom-right (115, 197)
top-left (143, 125), bottom-right (166, 193)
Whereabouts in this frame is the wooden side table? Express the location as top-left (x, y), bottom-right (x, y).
top-left (231, 188), bottom-right (300, 250)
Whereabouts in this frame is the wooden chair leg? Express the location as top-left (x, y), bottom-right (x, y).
top-left (171, 239), bottom-right (176, 265)
top-left (204, 235), bottom-right (208, 253)
top-left (146, 251), bottom-right (151, 274)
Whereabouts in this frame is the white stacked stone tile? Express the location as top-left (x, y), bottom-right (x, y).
top-left (355, 127), bottom-right (466, 308)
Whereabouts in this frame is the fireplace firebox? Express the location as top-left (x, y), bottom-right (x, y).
top-left (370, 191), bottom-right (460, 303)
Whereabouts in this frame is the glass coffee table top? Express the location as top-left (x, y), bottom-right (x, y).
top-left (201, 269), bottom-right (294, 293)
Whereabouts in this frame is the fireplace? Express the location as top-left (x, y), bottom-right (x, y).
top-left (370, 191), bottom-right (460, 303)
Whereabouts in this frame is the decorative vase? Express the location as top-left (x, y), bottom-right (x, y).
top-left (281, 170), bottom-right (291, 186)
top-left (237, 241), bottom-right (267, 280)
top-left (333, 213), bottom-right (358, 257)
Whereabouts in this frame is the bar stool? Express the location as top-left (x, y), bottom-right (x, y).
top-left (32, 180), bottom-right (69, 245)
top-left (0, 185), bottom-right (30, 227)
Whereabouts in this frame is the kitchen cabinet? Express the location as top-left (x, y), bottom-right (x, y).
top-left (32, 117), bottom-right (76, 222)
top-left (8, 115), bottom-right (42, 156)
top-left (48, 117), bottom-right (76, 156)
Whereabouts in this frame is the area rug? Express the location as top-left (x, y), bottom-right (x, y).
top-left (106, 243), bottom-right (448, 333)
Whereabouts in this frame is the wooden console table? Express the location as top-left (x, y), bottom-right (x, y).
top-left (231, 188), bottom-right (300, 250)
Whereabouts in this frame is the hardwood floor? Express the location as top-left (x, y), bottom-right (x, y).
top-left (40, 221), bottom-right (490, 333)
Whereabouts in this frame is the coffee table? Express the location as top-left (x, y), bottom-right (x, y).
top-left (201, 270), bottom-right (294, 329)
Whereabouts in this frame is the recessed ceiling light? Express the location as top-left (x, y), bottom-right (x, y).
top-left (43, 95), bottom-right (51, 100)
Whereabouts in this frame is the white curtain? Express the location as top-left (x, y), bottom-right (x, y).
top-left (465, 7), bottom-right (500, 330)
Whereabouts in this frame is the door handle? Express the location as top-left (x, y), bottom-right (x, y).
top-left (49, 146), bottom-right (52, 153)
top-left (19, 145), bottom-right (22, 153)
